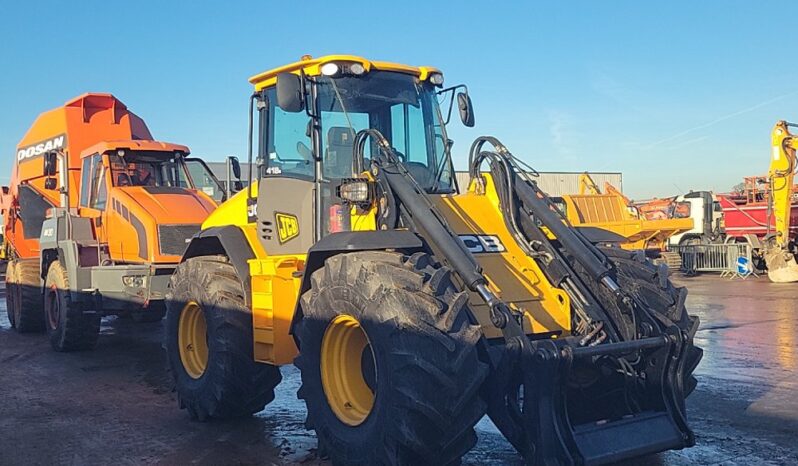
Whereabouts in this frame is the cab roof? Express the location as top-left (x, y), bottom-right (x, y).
top-left (81, 140), bottom-right (190, 158)
top-left (248, 54), bottom-right (442, 91)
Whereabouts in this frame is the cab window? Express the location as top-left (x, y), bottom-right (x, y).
top-left (79, 155), bottom-right (96, 207)
top-left (262, 88), bottom-right (314, 179)
top-left (89, 155), bottom-right (107, 210)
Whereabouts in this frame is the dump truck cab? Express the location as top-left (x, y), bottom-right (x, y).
top-left (168, 55), bottom-right (702, 465)
top-left (75, 140), bottom-right (217, 264)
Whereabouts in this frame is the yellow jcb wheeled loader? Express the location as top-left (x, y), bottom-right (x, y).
top-left (164, 55), bottom-right (702, 465)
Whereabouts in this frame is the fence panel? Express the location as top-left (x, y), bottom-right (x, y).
top-left (678, 243), bottom-right (752, 275)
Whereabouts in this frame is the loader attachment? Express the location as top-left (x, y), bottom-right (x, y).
top-left (484, 327), bottom-right (693, 465)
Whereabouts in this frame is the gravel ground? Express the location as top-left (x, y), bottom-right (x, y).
top-left (1, 273), bottom-right (797, 465)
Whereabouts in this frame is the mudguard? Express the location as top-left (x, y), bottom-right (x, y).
top-left (182, 226), bottom-right (256, 305)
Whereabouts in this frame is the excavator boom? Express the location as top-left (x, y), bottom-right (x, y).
top-left (764, 120), bottom-right (798, 282)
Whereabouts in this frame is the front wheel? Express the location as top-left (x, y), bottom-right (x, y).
top-left (165, 255), bottom-right (282, 421)
top-left (44, 260), bottom-right (100, 351)
top-left (295, 251), bottom-right (488, 466)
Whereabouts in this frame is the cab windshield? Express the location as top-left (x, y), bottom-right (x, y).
top-left (109, 152), bottom-right (193, 188)
top-left (264, 71), bottom-right (455, 192)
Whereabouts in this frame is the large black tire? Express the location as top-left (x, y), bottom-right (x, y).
top-left (7, 258), bottom-right (45, 333)
top-left (44, 260), bottom-right (101, 351)
top-left (600, 247), bottom-right (703, 395)
top-left (295, 251), bottom-right (488, 466)
top-left (166, 255), bottom-right (282, 421)
top-left (5, 260), bottom-right (17, 328)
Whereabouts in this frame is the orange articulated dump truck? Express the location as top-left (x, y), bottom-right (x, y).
top-left (4, 93), bottom-right (226, 351)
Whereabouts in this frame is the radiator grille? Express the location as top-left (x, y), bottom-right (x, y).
top-left (158, 224), bottom-right (201, 256)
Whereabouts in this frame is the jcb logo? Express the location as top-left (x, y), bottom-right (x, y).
top-left (458, 235), bottom-right (506, 253)
top-left (275, 213), bottom-right (300, 243)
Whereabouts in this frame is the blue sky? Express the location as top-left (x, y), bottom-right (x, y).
top-left (1, 1), bottom-right (794, 198)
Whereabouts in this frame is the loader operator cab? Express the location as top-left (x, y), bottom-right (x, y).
top-left (249, 58), bottom-right (474, 246)
top-left (260, 66), bottom-right (460, 192)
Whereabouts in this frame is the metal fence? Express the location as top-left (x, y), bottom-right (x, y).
top-left (677, 243), bottom-right (753, 276)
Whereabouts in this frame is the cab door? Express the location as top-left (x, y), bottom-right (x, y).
top-left (255, 90), bottom-right (317, 255)
top-left (78, 153), bottom-right (109, 245)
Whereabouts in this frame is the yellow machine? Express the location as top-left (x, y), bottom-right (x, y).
top-left (763, 120), bottom-right (798, 282)
top-left (164, 56), bottom-right (702, 465)
top-left (562, 173), bottom-right (693, 254)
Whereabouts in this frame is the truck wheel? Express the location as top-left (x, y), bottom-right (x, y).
top-left (7, 259), bottom-right (45, 333)
top-left (166, 256), bottom-right (282, 421)
top-left (44, 260), bottom-right (101, 351)
top-left (5, 260), bottom-right (17, 328)
top-left (600, 247), bottom-right (703, 395)
top-left (295, 251), bottom-right (488, 466)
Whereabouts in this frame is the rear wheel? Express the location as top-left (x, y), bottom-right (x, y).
top-left (166, 255), bottom-right (282, 420)
top-left (44, 260), bottom-right (100, 351)
top-left (7, 258), bottom-right (45, 333)
top-left (5, 260), bottom-right (17, 328)
top-left (295, 251), bottom-right (488, 466)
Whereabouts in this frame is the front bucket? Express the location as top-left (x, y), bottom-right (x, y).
top-left (764, 249), bottom-right (798, 283)
top-left (489, 330), bottom-right (694, 465)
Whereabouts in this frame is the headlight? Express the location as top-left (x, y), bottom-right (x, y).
top-left (122, 275), bottom-right (146, 288)
top-left (349, 63), bottom-right (366, 75)
top-left (429, 72), bottom-right (444, 86)
top-left (337, 179), bottom-right (372, 204)
top-left (320, 62), bottom-right (340, 76)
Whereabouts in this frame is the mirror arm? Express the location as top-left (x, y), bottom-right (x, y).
top-left (437, 84), bottom-right (469, 126)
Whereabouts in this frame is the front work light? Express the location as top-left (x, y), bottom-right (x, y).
top-left (337, 179), bottom-right (372, 204)
top-left (349, 63), bottom-right (366, 75)
top-left (429, 72), bottom-right (444, 86)
top-left (320, 62), bottom-right (340, 76)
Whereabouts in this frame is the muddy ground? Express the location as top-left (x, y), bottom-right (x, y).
top-left (1, 273), bottom-right (797, 465)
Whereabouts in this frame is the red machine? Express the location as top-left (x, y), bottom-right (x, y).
top-left (720, 176), bottom-right (798, 240)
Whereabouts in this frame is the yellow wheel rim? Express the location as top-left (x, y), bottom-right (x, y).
top-left (178, 301), bottom-right (208, 379)
top-left (321, 314), bottom-right (376, 426)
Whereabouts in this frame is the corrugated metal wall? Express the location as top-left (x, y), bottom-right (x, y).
top-left (455, 171), bottom-right (623, 196)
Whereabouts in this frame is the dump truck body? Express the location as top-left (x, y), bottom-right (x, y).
top-left (165, 55), bottom-right (701, 465)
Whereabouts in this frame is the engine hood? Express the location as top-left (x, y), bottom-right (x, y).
top-left (116, 186), bottom-right (216, 223)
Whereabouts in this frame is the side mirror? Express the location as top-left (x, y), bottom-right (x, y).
top-left (234, 180), bottom-right (244, 192)
top-left (44, 177), bottom-right (58, 190)
top-left (457, 92), bottom-right (475, 127)
top-left (43, 151), bottom-right (57, 176)
top-left (276, 72), bottom-right (304, 113)
top-left (229, 156), bottom-right (241, 179)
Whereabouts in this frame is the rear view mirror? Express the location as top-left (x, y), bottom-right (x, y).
top-left (44, 177), bottom-right (57, 190)
top-left (43, 151), bottom-right (57, 176)
top-left (234, 181), bottom-right (244, 192)
top-left (229, 156), bottom-right (241, 179)
top-left (457, 92), bottom-right (475, 127)
top-left (276, 73), bottom-right (304, 113)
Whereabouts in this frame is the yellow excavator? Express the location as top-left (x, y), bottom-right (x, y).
top-left (164, 55), bottom-right (701, 465)
top-left (763, 121), bottom-right (798, 282)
